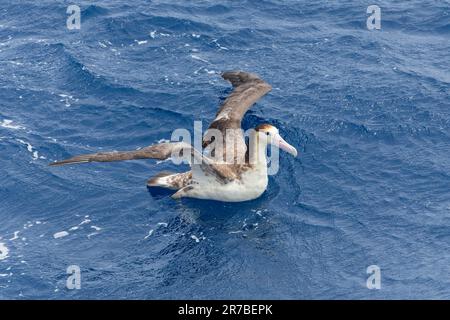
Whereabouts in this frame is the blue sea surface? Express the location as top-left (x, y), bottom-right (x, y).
top-left (0, 0), bottom-right (449, 299)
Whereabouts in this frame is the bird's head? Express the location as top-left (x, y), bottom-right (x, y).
top-left (255, 124), bottom-right (298, 157)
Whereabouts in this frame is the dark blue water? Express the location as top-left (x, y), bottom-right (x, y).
top-left (1, 0), bottom-right (449, 299)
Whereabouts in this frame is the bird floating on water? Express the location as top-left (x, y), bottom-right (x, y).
top-left (50, 71), bottom-right (298, 202)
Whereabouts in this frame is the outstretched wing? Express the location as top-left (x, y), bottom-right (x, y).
top-left (202, 71), bottom-right (272, 162)
top-left (204, 71), bottom-right (271, 138)
top-left (49, 142), bottom-right (188, 166)
top-left (50, 142), bottom-right (238, 183)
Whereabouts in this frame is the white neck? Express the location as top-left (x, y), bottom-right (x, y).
top-left (248, 131), bottom-right (268, 168)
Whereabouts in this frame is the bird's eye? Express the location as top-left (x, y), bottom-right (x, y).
top-left (266, 132), bottom-right (270, 136)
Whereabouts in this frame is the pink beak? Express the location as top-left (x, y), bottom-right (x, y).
top-left (273, 133), bottom-right (298, 157)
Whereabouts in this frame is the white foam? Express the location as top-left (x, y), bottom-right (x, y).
top-left (135, 40), bottom-right (148, 45)
top-left (53, 231), bottom-right (69, 239)
top-left (68, 218), bottom-right (93, 232)
top-left (0, 243), bottom-right (9, 260)
top-left (16, 139), bottom-right (40, 160)
top-left (157, 222), bottom-right (168, 228)
top-left (18, 139), bottom-right (32, 152)
top-left (90, 226), bottom-right (101, 231)
top-left (24, 221), bottom-right (33, 229)
top-left (9, 231), bottom-right (19, 241)
top-left (79, 219), bottom-right (91, 226)
top-left (190, 54), bottom-right (209, 63)
top-left (205, 69), bottom-right (217, 75)
top-left (144, 229), bottom-right (154, 239)
top-left (9, 60), bottom-right (24, 66)
top-left (190, 235), bottom-right (200, 243)
top-left (212, 39), bottom-right (228, 50)
top-left (149, 31), bottom-right (156, 38)
top-left (1, 119), bottom-right (25, 130)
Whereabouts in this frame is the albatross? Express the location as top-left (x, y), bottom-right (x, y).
top-left (50, 71), bottom-right (298, 202)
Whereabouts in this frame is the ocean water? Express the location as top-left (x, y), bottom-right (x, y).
top-left (0, 0), bottom-right (449, 299)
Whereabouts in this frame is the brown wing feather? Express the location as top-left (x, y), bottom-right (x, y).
top-left (207, 71), bottom-right (272, 133)
top-left (202, 71), bottom-right (272, 162)
top-left (50, 142), bottom-right (238, 183)
top-left (50, 142), bottom-right (187, 166)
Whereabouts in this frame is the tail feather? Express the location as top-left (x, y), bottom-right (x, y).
top-left (147, 171), bottom-right (177, 189)
top-left (147, 171), bottom-right (192, 190)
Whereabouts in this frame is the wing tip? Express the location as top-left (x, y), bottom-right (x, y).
top-left (221, 70), bottom-right (265, 87)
